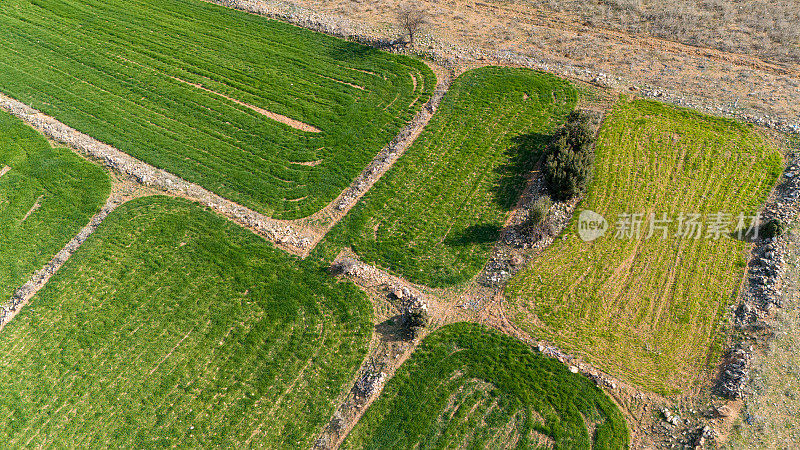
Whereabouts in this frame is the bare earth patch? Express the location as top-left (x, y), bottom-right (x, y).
top-left (170, 76), bottom-right (322, 132)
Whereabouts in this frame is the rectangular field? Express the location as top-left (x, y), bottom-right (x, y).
top-left (507, 99), bottom-right (782, 392)
top-left (0, 109), bottom-right (109, 301)
top-left (0, 0), bottom-right (435, 219)
top-left (320, 67), bottom-right (577, 287)
top-left (0, 196), bottom-right (372, 447)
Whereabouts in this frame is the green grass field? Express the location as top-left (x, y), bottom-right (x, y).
top-left (344, 323), bottom-right (629, 449)
top-left (320, 67), bottom-right (577, 287)
top-left (507, 98), bottom-right (782, 393)
top-left (0, 196), bottom-right (372, 447)
top-left (0, 0), bottom-right (435, 219)
top-left (0, 109), bottom-right (108, 301)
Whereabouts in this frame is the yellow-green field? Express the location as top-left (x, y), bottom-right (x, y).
top-left (507, 98), bottom-right (782, 393)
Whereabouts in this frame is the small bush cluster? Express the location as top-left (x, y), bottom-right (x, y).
top-left (522, 196), bottom-right (553, 230)
top-left (761, 218), bottom-right (786, 239)
top-left (543, 111), bottom-right (596, 200)
top-left (402, 306), bottom-right (429, 340)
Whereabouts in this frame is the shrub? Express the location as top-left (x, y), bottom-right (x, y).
top-left (761, 218), bottom-right (786, 239)
top-left (402, 306), bottom-right (429, 340)
top-left (522, 196), bottom-right (553, 229)
top-left (543, 111), bottom-right (596, 200)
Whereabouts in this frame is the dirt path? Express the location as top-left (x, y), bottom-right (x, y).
top-left (0, 93), bottom-right (316, 256)
top-left (296, 60), bottom-right (452, 247)
top-left (314, 252), bottom-right (464, 449)
top-left (0, 56), bottom-right (451, 257)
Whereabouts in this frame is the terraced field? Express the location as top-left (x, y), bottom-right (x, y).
top-left (0, 110), bottom-right (108, 301)
top-left (0, 0), bottom-right (435, 219)
top-left (320, 67), bottom-right (577, 287)
top-left (507, 99), bottom-right (782, 393)
top-left (0, 197), bottom-right (372, 447)
top-left (344, 323), bottom-right (629, 449)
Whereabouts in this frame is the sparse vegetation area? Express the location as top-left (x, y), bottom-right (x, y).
top-left (507, 98), bottom-right (782, 393)
top-left (522, 196), bottom-right (553, 230)
top-left (0, 196), bottom-right (371, 447)
top-left (537, 0), bottom-right (800, 64)
top-left (344, 323), bottom-right (629, 449)
top-left (0, 110), bottom-right (108, 300)
top-left (320, 67), bottom-right (577, 286)
top-left (0, 0), bottom-right (435, 218)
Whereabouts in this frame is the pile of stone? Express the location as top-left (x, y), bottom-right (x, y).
top-left (661, 408), bottom-right (683, 427)
top-left (354, 369), bottom-right (386, 398)
top-left (718, 345), bottom-right (751, 398)
top-left (389, 285), bottom-right (429, 339)
top-left (746, 241), bottom-right (785, 310)
top-left (389, 285), bottom-right (427, 312)
top-left (692, 425), bottom-right (716, 449)
top-left (332, 257), bottom-right (385, 284)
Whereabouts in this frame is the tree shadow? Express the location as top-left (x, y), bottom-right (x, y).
top-left (491, 131), bottom-right (553, 210)
top-left (375, 315), bottom-right (406, 342)
top-left (443, 223), bottom-right (502, 247)
top-left (325, 38), bottom-right (398, 62)
top-left (729, 228), bottom-right (759, 243)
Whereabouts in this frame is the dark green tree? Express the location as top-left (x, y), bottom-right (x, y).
top-left (543, 111), bottom-right (596, 200)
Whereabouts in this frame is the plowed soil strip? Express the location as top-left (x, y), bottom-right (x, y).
top-left (170, 76), bottom-right (322, 133)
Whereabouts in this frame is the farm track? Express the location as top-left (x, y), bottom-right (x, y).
top-left (324, 251), bottom-right (644, 448)
top-left (299, 60), bottom-right (452, 246)
top-left (2, 1), bottom-right (791, 446)
top-left (0, 93), bottom-right (315, 255)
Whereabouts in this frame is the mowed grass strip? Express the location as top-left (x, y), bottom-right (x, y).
top-left (0, 110), bottom-right (108, 300)
top-left (0, 196), bottom-right (372, 447)
top-left (507, 99), bottom-right (782, 393)
top-left (344, 323), bottom-right (629, 449)
top-left (320, 67), bottom-right (577, 287)
top-left (0, 0), bottom-right (435, 219)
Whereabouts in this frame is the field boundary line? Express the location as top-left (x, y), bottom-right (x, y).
top-left (19, 195), bottom-right (43, 223)
top-left (149, 326), bottom-right (194, 375)
top-left (0, 195), bottom-right (121, 332)
top-left (0, 165), bottom-right (10, 178)
top-left (0, 93), bottom-right (316, 256)
top-left (300, 61), bottom-right (452, 251)
top-left (316, 253), bottom-right (458, 448)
